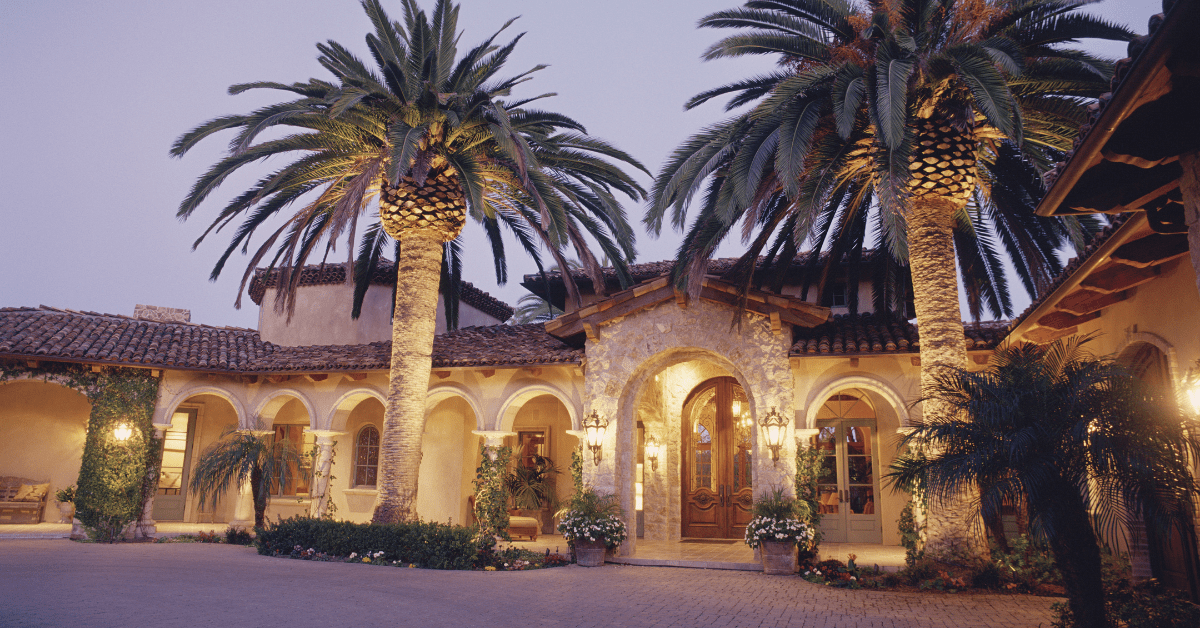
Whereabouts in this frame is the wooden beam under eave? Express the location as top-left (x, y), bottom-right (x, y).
top-left (1036, 310), bottom-right (1100, 330)
top-left (1055, 288), bottom-right (1130, 316)
top-left (1108, 233), bottom-right (1189, 268)
top-left (551, 285), bottom-right (674, 338)
top-left (1022, 326), bottom-right (1079, 345)
top-left (1079, 262), bottom-right (1161, 293)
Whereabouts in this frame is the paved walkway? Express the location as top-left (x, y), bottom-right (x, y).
top-left (1, 539), bottom-right (1057, 628)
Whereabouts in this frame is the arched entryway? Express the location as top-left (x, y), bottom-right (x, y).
top-left (811, 389), bottom-right (882, 543)
top-left (681, 377), bottom-right (753, 539)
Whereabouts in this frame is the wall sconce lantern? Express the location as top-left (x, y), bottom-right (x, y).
top-left (582, 410), bottom-right (609, 466)
top-left (1186, 364), bottom-right (1200, 415)
top-left (112, 422), bottom-right (134, 442)
top-left (759, 407), bottom-right (787, 463)
top-left (645, 435), bottom-right (661, 471)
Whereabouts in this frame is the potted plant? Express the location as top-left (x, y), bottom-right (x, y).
top-left (505, 454), bottom-right (560, 534)
top-left (556, 488), bottom-right (627, 567)
top-left (744, 487), bottom-right (815, 575)
top-left (55, 485), bottom-right (76, 523)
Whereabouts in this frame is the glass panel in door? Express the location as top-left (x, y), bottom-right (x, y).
top-left (153, 409), bottom-right (196, 521)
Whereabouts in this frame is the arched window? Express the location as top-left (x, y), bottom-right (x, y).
top-left (354, 425), bottom-right (380, 488)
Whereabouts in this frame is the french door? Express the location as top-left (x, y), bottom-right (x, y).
top-left (682, 377), bottom-right (754, 538)
top-left (812, 392), bottom-right (882, 543)
top-left (153, 408), bottom-right (197, 521)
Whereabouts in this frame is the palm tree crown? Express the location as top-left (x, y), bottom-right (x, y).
top-left (172, 0), bottom-right (646, 320)
top-left (647, 0), bottom-right (1127, 319)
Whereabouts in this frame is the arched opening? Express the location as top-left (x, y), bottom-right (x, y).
top-left (1119, 341), bottom-right (1200, 599)
top-left (417, 396), bottom-right (478, 525)
top-left (505, 393), bottom-right (579, 535)
top-left (327, 396), bottom-right (385, 523)
top-left (680, 377), bottom-right (753, 539)
top-left (811, 389), bottom-right (882, 544)
top-left (166, 393), bottom-right (240, 523)
top-left (0, 380), bottom-right (90, 522)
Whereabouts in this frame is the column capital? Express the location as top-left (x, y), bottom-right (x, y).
top-left (305, 429), bottom-right (347, 445)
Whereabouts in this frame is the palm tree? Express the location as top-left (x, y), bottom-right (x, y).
top-left (171, 0), bottom-right (645, 523)
top-left (188, 429), bottom-right (306, 529)
top-left (888, 336), bottom-right (1200, 628)
top-left (647, 0), bottom-right (1127, 548)
top-left (509, 293), bottom-right (564, 324)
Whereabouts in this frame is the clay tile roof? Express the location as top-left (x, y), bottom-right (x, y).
top-left (248, 262), bottom-right (513, 321)
top-left (0, 306), bottom-right (575, 373)
top-left (790, 313), bottom-right (1009, 356)
top-left (0, 306), bottom-right (267, 371)
top-left (1042, 3), bottom-right (1173, 189)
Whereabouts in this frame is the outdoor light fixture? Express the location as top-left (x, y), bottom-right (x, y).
top-left (1186, 364), bottom-right (1200, 415)
top-left (759, 407), bottom-right (787, 463)
top-left (112, 422), bottom-right (133, 442)
top-left (645, 434), bottom-right (661, 471)
top-left (583, 410), bottom-right (609, 466)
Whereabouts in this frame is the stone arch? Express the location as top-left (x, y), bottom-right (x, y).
top-left (325, 387), bottom-right (386, 432)
top-left (251, 389), bottom-right (318, 431)
top-left (496, 382), bottom-right (580, 433)
top-left (804, 375), bottom-right (910, 429)
top-left (1117, 332), bottom-right (1181, 393)
top-left (161, 384), bottom-right (246, 428)
top-left (427, 382), bottom-right (485, 431)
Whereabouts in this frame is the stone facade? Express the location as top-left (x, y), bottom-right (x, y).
top-left (581, 299), bottom-right (797, 555)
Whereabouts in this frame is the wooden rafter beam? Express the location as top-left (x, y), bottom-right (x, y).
top-left (1079, 262), bottom-right (1162, 294)
top-left (1055, 288), bottom-right (1131, 316)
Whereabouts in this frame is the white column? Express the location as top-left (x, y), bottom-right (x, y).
top-left (306, 430), bottom-right (345, 518)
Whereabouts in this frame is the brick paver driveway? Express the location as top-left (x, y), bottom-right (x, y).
top-left (2, 540), bottom-right (1056, 627)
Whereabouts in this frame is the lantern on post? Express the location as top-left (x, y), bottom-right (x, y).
top-left (582, 410), bottom-right (609, 466)
top-left (759, 407), bottom-right (787, 464)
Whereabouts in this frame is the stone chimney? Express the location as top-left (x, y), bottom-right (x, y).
top-left (134, 304), bottom-right (191, 323)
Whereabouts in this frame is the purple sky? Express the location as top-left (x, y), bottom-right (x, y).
top-left (1, 0), bottom-right (1160, 329)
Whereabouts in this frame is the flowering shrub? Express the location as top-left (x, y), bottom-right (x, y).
top-left (557, 510), bottom-right (627, 549)
top-left (743, 515), bottom-right (815, 549)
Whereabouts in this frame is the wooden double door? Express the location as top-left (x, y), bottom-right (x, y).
top-left (682, 377), bottom-right (754, 538)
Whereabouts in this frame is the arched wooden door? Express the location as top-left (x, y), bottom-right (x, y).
top-left (682, 377), bottom-right (753, 538)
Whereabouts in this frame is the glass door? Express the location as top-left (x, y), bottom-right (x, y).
top-left (153, 409), bottom-right (197, 521)
top-left (811, 392), bottom-right (882, 543)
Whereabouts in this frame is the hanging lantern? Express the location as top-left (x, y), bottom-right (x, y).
top-left (759, 407), bottom-right (787, 463)
top-left (582, 410), bottom-right (609, 466)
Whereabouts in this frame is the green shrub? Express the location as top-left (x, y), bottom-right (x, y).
top-left (1052, 578), bottom-right (1200, 628)
top-left (991, 534), bottom-right (1061, 589)
top-left (256, 517), bottom-right (480, 570)
top-left (970, 561), bottom-right (1003, 589)
top-left (225, 527), bottom-right (254, 546)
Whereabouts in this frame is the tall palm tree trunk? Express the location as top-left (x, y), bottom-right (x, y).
top-left (372, 232), bottom-right (443, 523)
top-left (907, 196), bottom-right (987, 558)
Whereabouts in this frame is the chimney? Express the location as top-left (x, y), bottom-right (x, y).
top-left (134, 304), bottom-right (191, 323)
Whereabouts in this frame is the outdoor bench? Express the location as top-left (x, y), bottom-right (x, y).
top-left (0, 476), bottom-right (50, 524)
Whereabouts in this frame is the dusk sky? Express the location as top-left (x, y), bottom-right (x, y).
top-left (1, 0), bottom-right (1160, 330)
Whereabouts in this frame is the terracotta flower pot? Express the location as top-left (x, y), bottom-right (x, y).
top-left (575, 539), bottom-right (607, 567)
top-left (759, 540), bottom-right (797, 575)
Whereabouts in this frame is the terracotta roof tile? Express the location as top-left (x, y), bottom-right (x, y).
top-left (0, 306), bottom-right (576, 373)
top-left (790, 313), bottom-right (1008, 356)
top-left (248, 263), bottom-right (514, 322)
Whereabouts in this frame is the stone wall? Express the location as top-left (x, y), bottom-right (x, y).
top-left (582, 299), bottom-right (797, 553)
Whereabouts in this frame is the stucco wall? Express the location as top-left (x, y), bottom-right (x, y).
top-left (0, 381), bottom-right (90, 520)
top-left (182, 394), bottom-right (241, 523)
top-left (258, 283), bottom-right (505, 347)
top-left (416, 396), bottom-right (477, 524)
top-left (328, 397), bottom-right (384, 523)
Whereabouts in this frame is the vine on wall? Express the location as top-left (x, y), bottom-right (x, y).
top-left (472, 443), bottom-right (511, 539)
top-left (794, 445), bottom-right (824, 548)
top-left (0, 362), bottom-right (161, 541)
